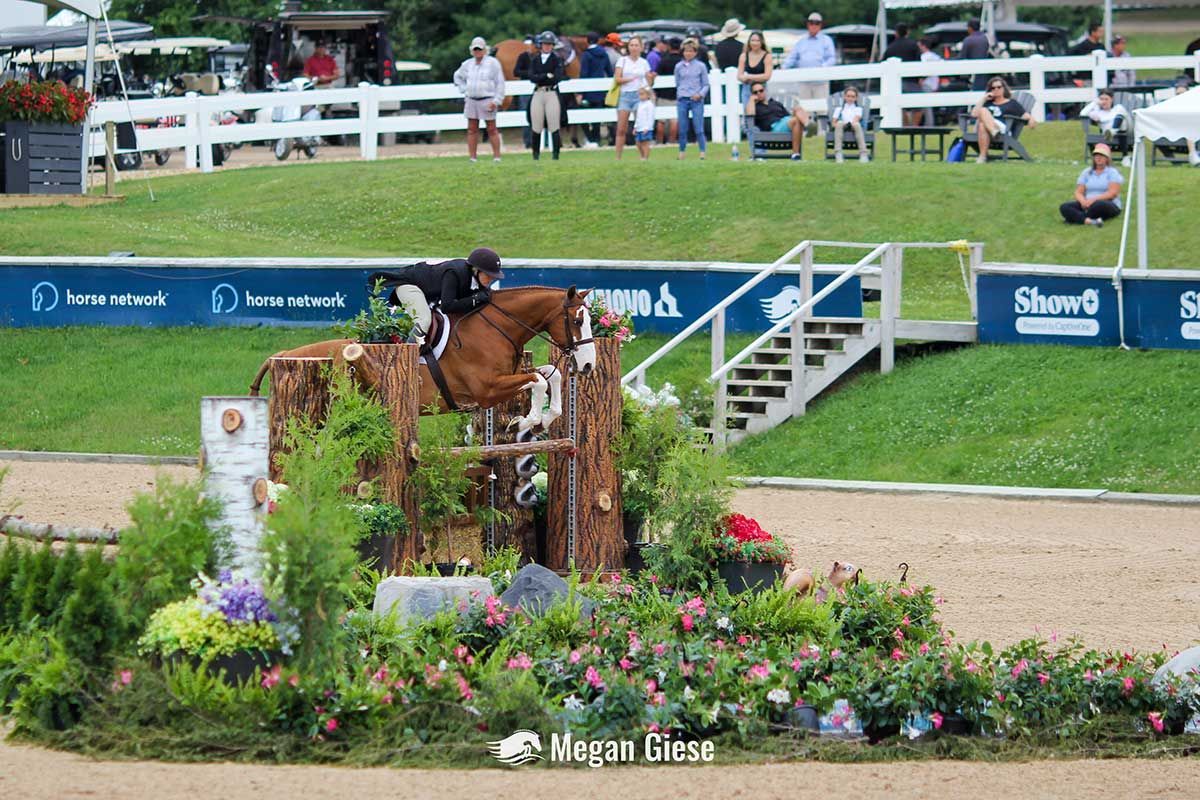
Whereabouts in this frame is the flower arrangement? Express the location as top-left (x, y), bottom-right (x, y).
top-left (0, 80), bottom-right (92, 125)
top-left (588, 297), bottom-right (635, 345)
top-left (713, 513), bottom-right (792, 564)
top-left (350, 501), bottom-right (409, 542)
top-left (334, 278), bottom-right (414, 343)
top-left (138, 571), bottom-right (295, 659)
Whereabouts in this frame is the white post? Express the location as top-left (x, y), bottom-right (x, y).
top-left (724, 67), bottom-right (741, 144)
top-left (184, 92), bottom-right (199, 169)
top-left (81, 19), bottom-right (97, 194)
top-left (880, 246), bottom-right (897, 375)
top-left (880, 58), bottom-right (903, 130)
top-left (197, 96), bottom-right (213, 173)
top-left (1029, 55), bottom-right (1046, 122)
top-left (1092, 50), bottom-right (1108, 90)
top-left (792, 244), bottom-right (813, 417)
top-left (200, 397), bottom-right (270, 577)
top-left (359, 82), bottom-right (378, 160)
top-left (969, 243), bottom-right (984, 319)
top-left (1104, 0), bottom-right (1114, 50)
top-left (1136, 138), bottom-right (1148, 268)
top-left (711, 310), bottom-right (727, 449)
top-left (711, 68), bottom-right (726, 145)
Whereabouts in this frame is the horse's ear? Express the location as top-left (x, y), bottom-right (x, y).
top-left (566, 285), bottom-right (578, 299)
top-left (580, 288), bottom-right (593, 299)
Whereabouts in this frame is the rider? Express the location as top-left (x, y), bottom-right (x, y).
top-left (368, 248), bottom-right (504, 344)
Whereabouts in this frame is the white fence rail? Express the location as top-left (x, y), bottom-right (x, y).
top-left (89, 51), bottom-right (1200, 172)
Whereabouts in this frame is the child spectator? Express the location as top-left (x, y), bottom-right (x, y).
top-left (1080, 89), bottom-right (1129, 141)
top-left (832, 86), bottom-right (868, 163)
top-left (674, 39), bottom-right (710, 160)
top-left (634, 87), bottom-right (656, 160)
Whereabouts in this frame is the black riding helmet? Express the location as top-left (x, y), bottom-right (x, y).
top-left (467, 247), bottom-right (504, 279)
top-left (538, 31), bottom-right (557, 45)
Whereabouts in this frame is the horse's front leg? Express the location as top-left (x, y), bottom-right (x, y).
top-left (537, 364), bottom-right (562, 430)
top-left (495, 371), bottom-right (547, 433)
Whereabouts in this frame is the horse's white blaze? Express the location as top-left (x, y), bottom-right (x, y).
top-left (516, 372), bottom-right (549, 433)
top-left (574, 306), bottom-right (598, 372)
top-left (537, 364), bottom-right (563, 430)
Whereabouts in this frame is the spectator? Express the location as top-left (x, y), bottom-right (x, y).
top-left (647, 38), bottom-right (668, 73)
top-left (603, 32), bottom-right (623, 70)
top-left (515, 35), bottom-right (536, 149)
top-left (1110, 35), bottom-right (1135, 87)
top-left (1060, 143), bottom-right (1123, 227)
top-left (452, 37), bottom-right (505, 163)
top-left (737, 30), bottom-right (773, 106)
top-left (783, 12), bottom-right (837, 102)
top-left (884, 23), bottom-right (922, 125)
top-left (675, 39), bottom-right (710, 160)
top-left (527, 31), bottom-right (566, 160)
top-left (655, 38), bottom-right (683, 144)
top-left (959, 18), bottom-right (991, 90)
top-left (745, 81), bottom-right (809, 161)
top-left (1080, 89), bottom-right (1130, 142)
top-left (970, 76), bottom-right (1034, 163)
top-left (634, 87), bottom-right (655, 161)
top-left (917, 36), bottom-right (942, 126)
top-left (832, 85), bottom-right (868, 163)
top-left (578, 32), bottom-right (613, 149)
top-left (303, 41), bottom-right (341, 87)
top-left (714, 18), bottom-right (747, 71)
top-left (686, 27), bottom-right (712, 68)
top-left (613, 35), bottom-right (655, 160)
top-left (1071, 23), bottom-right (1106, 56)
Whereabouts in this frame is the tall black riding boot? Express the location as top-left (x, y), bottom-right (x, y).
top-left (551, 131), bottom-right (561, 160)
top-left (531, 136), bottom-right (540, 161)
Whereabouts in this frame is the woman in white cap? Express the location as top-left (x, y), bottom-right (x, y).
top-left (452, 37), bottom-right (506, 162)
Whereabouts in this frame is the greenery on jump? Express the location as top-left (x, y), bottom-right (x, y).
top-left (0, 381), bottom-right (1196, 766)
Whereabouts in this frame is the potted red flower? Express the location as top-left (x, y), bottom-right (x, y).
top-left (714, 513), bottom-right (791, 594)
top-left (1, 80), bottom-right (92, 194)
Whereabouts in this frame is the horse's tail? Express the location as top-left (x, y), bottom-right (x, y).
top-left (249, 357), bottom-right (272, 396)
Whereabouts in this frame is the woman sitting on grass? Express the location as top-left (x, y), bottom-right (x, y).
top-left (1059, 142), bottom-right (1123, 228)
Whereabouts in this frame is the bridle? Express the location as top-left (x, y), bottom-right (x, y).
top-left (472, 292), bottom-right (593, 372)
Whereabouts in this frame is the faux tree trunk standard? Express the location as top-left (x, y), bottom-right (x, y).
top-left (547, 338), bottom-right (624, 572)
top-left (473, 352), bottom-right (536, 560)
top-left (200, 397), bottom-right (270, 577)
top-left (267, 357), bottom-right (332, 481)
top-left (350, 344), bottom-right (422, 571)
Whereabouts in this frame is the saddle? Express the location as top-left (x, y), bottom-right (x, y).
top-left (419, 310), bottom-right (458, 411)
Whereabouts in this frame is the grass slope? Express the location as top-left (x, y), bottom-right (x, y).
top-left (1, 122), bottom-right (1196, 322)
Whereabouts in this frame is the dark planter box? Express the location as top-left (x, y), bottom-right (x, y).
top-left (3, 121), bottom-right (84, 195)
top-left (166, 649), bottom-right (281, 686)
top-left (625, 542), bottom-right (661, 575)
top-left (786, 704), bottom-right (821, 732)
top-left (357, 531), bottom-right (396, 571)
top-left (863, 720), bottom-right (902, 744)
top-left (717, 560), bottom-right (784, 595)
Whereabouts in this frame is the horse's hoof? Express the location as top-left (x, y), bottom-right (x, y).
top-left (515, 454), bottom-right (539, 478)
top-left (515, 427), bottom-right (537, 444)
top-left (514, 479), bottom-right (538, 508)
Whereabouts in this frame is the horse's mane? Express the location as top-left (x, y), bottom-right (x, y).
top-left (490, 285), bottom-right (568, 295)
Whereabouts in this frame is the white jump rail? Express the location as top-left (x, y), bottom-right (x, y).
top-left (87, 51), bottom-right (1200, 172)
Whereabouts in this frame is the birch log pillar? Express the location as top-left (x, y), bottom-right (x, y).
top-left (547, 339), bottom-right (624, 572)
top-left (346, 344), bottom-right (422, 571)
top-left (200, 397), bottom-right (270, 576)
top-left (472, 352), bottom-right (536, 559)
top-left (267, 357), bottom-right (332, 481)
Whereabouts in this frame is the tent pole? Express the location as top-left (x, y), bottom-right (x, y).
top-left (1104, 0), bottom-right (1113, 50)
top-left (1136, 137), bottom-right (1148, 268)
top-left (81, 18), bottom-right (96, 194)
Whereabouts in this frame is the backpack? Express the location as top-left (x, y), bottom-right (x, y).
top-left (947, 137), bottom-right (966, 163)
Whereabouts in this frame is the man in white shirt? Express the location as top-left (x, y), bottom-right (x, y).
top-left (917, 36), bottom-right (942, 126)
top-left (1109, 36), bottom-right (1136, 87)
top-left (782, 12), bottom-right (837, 103)
top-left (453, 36), bottom-right (506, 162)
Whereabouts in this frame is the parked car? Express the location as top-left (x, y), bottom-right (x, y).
top-left (923, 21), bottom-right (1071, 87)
top-left (615, 19), bottom-right (719, 45)
top-left (824, 24), bottom-right (894, 65)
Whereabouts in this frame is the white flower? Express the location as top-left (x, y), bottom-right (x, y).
top-left (715, 616), bottom-right (731, 631)
top-left (683, 686), bottom-right (696, 702)
top-left (563, 694), bottom-right (584, 711)
top-left (767, 688), bottom-right (791, 705)
top-left (438, 659), bottom-right (449, 672)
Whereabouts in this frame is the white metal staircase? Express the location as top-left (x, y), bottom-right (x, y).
top-left (622, 240), bottom-right (981, 447)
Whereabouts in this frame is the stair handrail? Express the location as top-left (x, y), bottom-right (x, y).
top-left (709, 243), bottom-right (891, 383)
top-left (620, 239), bottom-right (815, 388)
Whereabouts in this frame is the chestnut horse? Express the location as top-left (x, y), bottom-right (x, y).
top-left (249, 286), bottom-right (596, 432)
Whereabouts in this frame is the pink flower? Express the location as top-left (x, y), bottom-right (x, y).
top-left (454, 645), bottom-right (469, 660)
top-left (457, 674), bottom-right (474, 701)
top-left (619, 658), bottom-right (634, 671)
top-left (996, 693), bottom-right (1006, 703)
top-left (919, 643), bottom-right (930, 655)
top-left (1147, 712), bottom-right (1165, 733)
top-left (713, 639), bottom-right (725, 650)
top-left (506, 653), bottom-right (534, 670)
top-left (899, 586), bottom-right (915, 597)
top-left (965, 660), bottom-right (980, 674)
top-left (569, 649), bottom-right (582, 664)
top-left (830, 648), bottom-right (842, 659)
top-left (736, 635), bottom-right (749, 646)
top-left (893, 628), bottom-right (905, 642)
top-left (288, 674), bottom-right (300, 688)
top-left (1037, 672), bottom-right (1050, 686)
top-left (1122, 677), bottom-right (1135, 696)
top-left (645, 679), bottom-right (657, 694)
top-left (1083, 669), bottom-right (1095, 683)
top-left (119, 669), bottom-right (133, 686)
top-left (372, 666), bottom-right (389, 683)
top-left (652, 692), bottom-right (666, 706)
top-left (901, 616), bottom-right (911, 627)
top-left (679, 661), bottom-right (695, 677)
top-left (1011, 659), bottom-right (1029, 678)
top-left (380, 693), bottom-right (394, 705)
top-left (585, 665), bottom-right (605, 689)
top-left (261, 664), bottom-right (281, 689)
top-left (654, 643), bottom-right (667, 657)
top-left (891, 648), bottom-right (906, 661)
top-left (681, 613), bottom-right (695, 632)
top-left (931, 711), bottom-right (944, 730)
top-left (484, 595), bottom-right (508, 627)
top-left (747, 661), bottom-right (770, 680)
top-left (325, 718), bottom-right (339, 733)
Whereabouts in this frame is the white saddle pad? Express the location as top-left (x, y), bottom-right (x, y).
top-left (418, 310), bottom-right (451, 365)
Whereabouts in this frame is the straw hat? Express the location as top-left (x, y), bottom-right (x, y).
top-left (1092, 142), bottom-right (1113, 161)
top-left (716, 18), bottom-right (746, 40)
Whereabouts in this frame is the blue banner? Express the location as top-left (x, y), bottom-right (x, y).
top-left (0, 262), bottom-right (862, 334)
top-left (977, 269), bottom-right (1200, 350)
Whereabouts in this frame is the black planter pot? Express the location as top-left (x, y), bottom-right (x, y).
top-left (2, 121), bottom-right (84, 195)
top-left (167, 649), bottom-right (281, 686)
top-left (938, 712), bottom-right (972, 735)
top-left (863, 720), bottom-right (902, 744)
top-left (717, 560), bottom-right (784, 595)
top-left (786, 704), bottom-right (821, 732)
top-left (432, 562), bottom-right (476, 576)
top-left (621, 512), bottom-right (644, 549)
top-left (625, 542), bottom-right (660, 575)
top-left (356, 531), bottom-right (396, 570)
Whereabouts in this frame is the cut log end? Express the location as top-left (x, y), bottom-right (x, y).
top-left (252, 477), bottom-right (269, 506)
top-left (343, 342), bottom-right (365, 362)
top-left (221, 408), bottom-right (243, 433)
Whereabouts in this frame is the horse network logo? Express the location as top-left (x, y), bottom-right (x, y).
top-left (31, 281), bottom-right (59, 312)
top-left (760, 286), bottom-right (803, 323)
top-left (486, 730), bottom-right (543, 765)
top-left (211, 283), bottom-right (238, 314)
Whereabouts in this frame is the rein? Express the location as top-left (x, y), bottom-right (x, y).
top-left (476, 295), bottom-right (593, 370)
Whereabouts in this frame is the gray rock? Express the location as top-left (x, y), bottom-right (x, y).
top-left (373, 576), bottom-right (494, 625)
top-left (499, 563), bottom-right (595, 619)
top-left (1153, 645), bottom-right (1200, 685)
